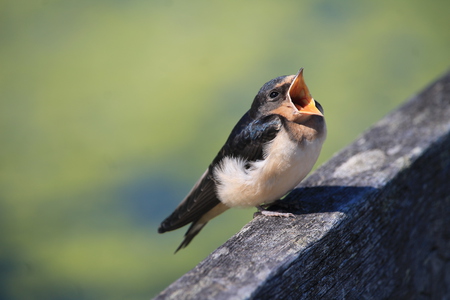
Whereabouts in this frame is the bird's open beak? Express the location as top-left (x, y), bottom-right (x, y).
top-left (288, 68), bottom-right (323, 117)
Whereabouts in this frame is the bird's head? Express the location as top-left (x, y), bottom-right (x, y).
top-left (250, 68), bottom-right (323, 123)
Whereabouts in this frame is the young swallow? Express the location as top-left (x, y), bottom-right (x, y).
top-left (158, 68), bottom-right (326, 252)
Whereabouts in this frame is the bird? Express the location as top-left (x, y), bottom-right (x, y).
top-left (158, 68), bottom-right (327, 252)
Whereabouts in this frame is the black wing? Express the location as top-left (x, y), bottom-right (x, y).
top-left (158, 169), bottom-right (218, 233)
top-left (212, 113), bottom-right (283, 166)
top-left (158, 113), bottom-right (283, 233)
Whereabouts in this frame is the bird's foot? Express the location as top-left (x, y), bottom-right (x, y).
top-left (260, 210), bottom-right (295, 218)
top-left (254, 205), bottom-right (295, 218)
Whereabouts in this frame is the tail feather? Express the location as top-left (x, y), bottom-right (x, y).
top-left (175, 221), bottom-right (207, 253)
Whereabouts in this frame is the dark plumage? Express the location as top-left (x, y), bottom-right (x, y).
top-left (158, 68), bottom-right (326, 252)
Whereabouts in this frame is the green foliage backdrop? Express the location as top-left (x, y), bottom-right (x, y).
top-left (1, 0), bottom-right (449, 299)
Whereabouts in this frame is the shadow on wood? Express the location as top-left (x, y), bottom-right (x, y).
top-left (155, 70), bottom-right (450, 300)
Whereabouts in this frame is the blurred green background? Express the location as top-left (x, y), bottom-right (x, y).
top-left (1, 0), bottom-right (449, 299)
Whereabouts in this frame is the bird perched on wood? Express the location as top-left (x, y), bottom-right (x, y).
top-left (158, 68), bottom-right (327, 252)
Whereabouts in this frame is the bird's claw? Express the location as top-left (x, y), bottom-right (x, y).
top-left (260, 210), bottom-right (295, 218)
top-left (254, 205), bottom-right (295, 218)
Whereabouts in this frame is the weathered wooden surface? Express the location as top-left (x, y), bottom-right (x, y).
top-left (155, 71), bottom-right (450, 300)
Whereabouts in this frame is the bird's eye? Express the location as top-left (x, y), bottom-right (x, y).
top-left (269, 91), bottom-right (279, 98)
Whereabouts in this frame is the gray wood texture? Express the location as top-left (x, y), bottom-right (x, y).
top-left (155, 71), bottom-right (450, 300)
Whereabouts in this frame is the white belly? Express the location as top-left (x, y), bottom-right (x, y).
top-left (213, 129), bottom-right (324, 208)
